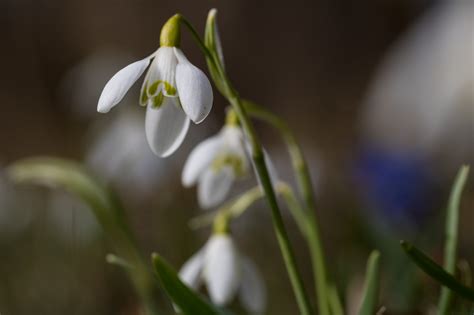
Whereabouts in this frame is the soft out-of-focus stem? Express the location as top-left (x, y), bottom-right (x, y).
top-left (358, 251), bottom-right (381, 315)
top-left (242, 100), bottom-right (330, 315)
top-left (7, 158), bottom-right (159, 314)
top-left (189, 186), bottom-right (264, 230)
top-left (438, 166), bottom-right (470, 314)
top-left (328, 284), bottom-right (344, 315)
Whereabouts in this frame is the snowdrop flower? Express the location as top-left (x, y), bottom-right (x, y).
top-left (182, 112), bottom-right (250, 208)
top-left (179, 233), bottom-right (266, 314)
top-left (97, 14), bottom-right (213, 157)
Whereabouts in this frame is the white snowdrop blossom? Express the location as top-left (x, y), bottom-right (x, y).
top-left (182, 124), bottom-right (250, 209)
top-left (97, 15), bottom-right (213, 157)
top-left (179, 234), bottom-right (266, 314)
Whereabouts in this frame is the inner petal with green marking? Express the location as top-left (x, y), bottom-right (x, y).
top-left (148, 80), bottom-right (177, 97)
top-left (211, 153), bottom-right (245, 177)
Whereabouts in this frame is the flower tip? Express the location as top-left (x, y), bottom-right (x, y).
top-left (209, 8), bottom-right (218, 17)
top-left (191, 110), bottom-right (212, 124)
top-left (97, 104), bottom-right (111, 114)
top-left (151, 252), bottom-right (160, 264)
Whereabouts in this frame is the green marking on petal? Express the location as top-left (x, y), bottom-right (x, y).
top-left (148, 80), bottom-right (177, 97)
top-left (151, 92), bottom-right (165, 108)
top-left (140, 83), bottom-right (149, 106)
top-left (163, 81), bottom-right (177, 96)
top-left (211, 153), bottom-right (245, 177)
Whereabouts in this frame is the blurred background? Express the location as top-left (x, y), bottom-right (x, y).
top-left (0, 0), bottom-right (472, 314)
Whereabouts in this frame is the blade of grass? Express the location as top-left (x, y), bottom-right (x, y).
top-left (401, 241), bottom-right (474, 301)
top-left (438, 165), bottom-right (470, 314)
top-left (327, 284), bottom-right (344, 315)
top-left (358, 250), bottom-right (381, 315)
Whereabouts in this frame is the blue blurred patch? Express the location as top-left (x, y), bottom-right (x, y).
top-left (353, 145), bottom-right (437, 229)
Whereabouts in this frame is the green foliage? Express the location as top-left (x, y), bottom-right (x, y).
top-left (358, 251), bottom-right (381, 315)
top-left (401, 241), bottom-right (474, 302)
top-left (8, 157), bottom-right (159, 314)
top-left (401, 165), bottom-right (472, 314)
top-left (151, 253), bottom-right (230, 315)
top-left (439, 165), bottom-right (470, 313)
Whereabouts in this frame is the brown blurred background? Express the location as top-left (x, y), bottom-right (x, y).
top-left (0, 0), bottom-right (472, 314)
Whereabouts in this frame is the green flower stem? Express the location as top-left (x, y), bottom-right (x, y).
top-left (227, 89), bottom-right (313, 315)
top-left (109, 208), bottom-right (159, 315)
top-left (180, 15), bottom-right (313, 315)
top-left (241, 100), bottom-right (330, 315)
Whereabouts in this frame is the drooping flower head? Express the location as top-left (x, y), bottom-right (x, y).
top-left (179, 219), bottom-right (266, 314)
top-left (181, 110), bottom-right (250, 208)
top-left (97, 14), bottom-right (213, 157)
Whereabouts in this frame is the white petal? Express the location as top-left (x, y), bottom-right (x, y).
top-left (198, 167), bottom-right (234, 209)
top-left (221, 125), bottom-right (244, 149)
top-left (145, 98), bottom-right (190, 157)
top-left (182, 136), bottom-right (222, 187)
top-left (174, 48), bottom-right (213, 124)
top-left (204, 235), bottom-right (241, 305)
top-left (239, 257), bottom-right (267, 314)
top-left (179, 249), bottom-right (205, 290)
top-left (98, 58), bottom-right (150, 113)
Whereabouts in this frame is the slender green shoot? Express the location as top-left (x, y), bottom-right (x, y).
top-left (358, 251), bottom-right (381, 315)
top-left (438, 165), bottom-right (470, 314)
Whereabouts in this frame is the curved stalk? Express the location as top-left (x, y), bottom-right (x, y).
top-left (224, 80), bottom-right (313, 315)
top-left (242, 100), bottom-right (330, 315)
top-left (180, 15), bottom-right (313, 315)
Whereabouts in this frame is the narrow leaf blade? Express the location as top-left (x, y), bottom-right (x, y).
top-left (401, 241), bottom-right (474, 301)
top-left (151, 253), bottom-right (227, 315)
top-left (358, 250), bottom-right (381, 315)
top-left (439, 165), bottom-right (470, 313)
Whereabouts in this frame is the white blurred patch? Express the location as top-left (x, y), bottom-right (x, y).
top-left (85, 108), bottom-right (174, 199)
top-left (58, 49), bottom-right (135, 119)
top-left (362, 1), bottom-right (474, 164)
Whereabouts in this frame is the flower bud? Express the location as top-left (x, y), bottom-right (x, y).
top-left (160, 14), bottom-right (182, 47)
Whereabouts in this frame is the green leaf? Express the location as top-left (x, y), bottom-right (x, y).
top-left (401, 241), bottom-right (474, 302)
top-left (8, 157), bottom-right (116, 225)
top-left (358, 250), bottom-right (381, 315)
top-left (205, 9), bottom-right (224, 68)
top-left (8, 157), bottom-right (160, 314)
top-left (327, 283), bottom-right (344, 315)
top-left (151, 253), bottom-right (229, 315)
top-left (439, 165), bottom-right (470, 313)
top-left (204, 9), bottom-right (226, 95)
